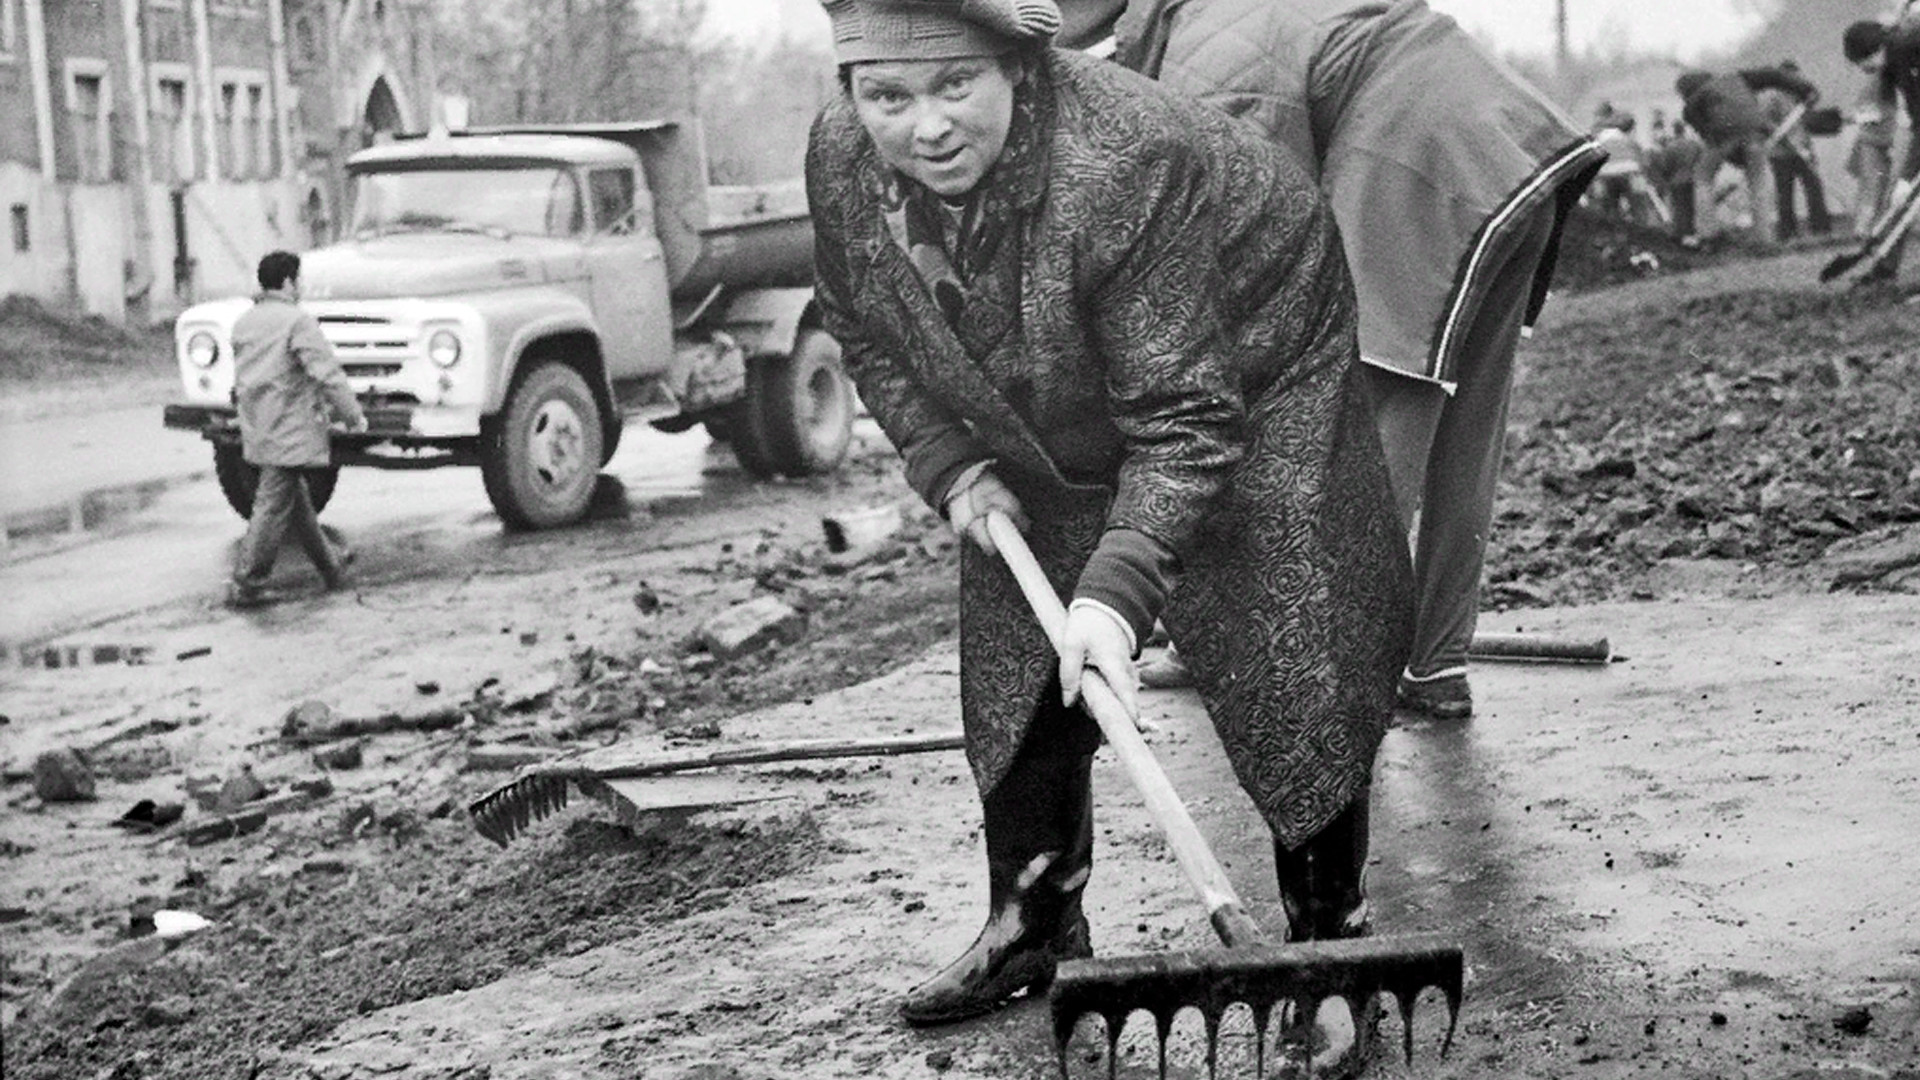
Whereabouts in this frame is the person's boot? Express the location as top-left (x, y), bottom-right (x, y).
top-left (1273, 792), bottom-right (1375, 1078)
top-left (898, 745), bottom-right (1095, 1026)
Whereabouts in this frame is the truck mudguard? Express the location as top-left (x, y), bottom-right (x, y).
top-left (715, 288), bottom-right (819, 360)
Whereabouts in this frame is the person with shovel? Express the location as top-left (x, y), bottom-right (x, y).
top-left (808, 0), bottom-right (1413, 1044)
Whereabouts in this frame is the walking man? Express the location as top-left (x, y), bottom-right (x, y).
top-left (226, 250), bottom-right (365, 609)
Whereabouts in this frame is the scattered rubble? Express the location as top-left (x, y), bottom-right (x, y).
top-left (32, 749), bottom-right (96, 802)
top-left (280, 703), bottom-right (469, 746)
top-left (112, 800), bottom-right (184, 833)
top-left (312, 741), bottom-right (365, 771)
top-left (1833, 1005), bottom-right (1874, 1035)
top-left (821, 502), bottom-right (905, 553)
top-left (463, 743), bottom-right (562, 772)
top-left (214, 764), bottom-right (269, 811)
top-left (698, 596), bottom-right (808, 660)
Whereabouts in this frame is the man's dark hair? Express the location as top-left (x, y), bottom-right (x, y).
top-left (257, 250), bottom-right (301, 291)
top-left (1845, 20), bottom-right (1888, 64)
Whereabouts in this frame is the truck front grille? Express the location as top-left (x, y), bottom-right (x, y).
top-left (343, 362), bottom-right (404, 378)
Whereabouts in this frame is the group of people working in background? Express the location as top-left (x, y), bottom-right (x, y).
top-left (1583, 5), bottom-right (1920, 271)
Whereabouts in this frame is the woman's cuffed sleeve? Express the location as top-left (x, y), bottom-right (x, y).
top-left (1072, 526), bottom-right (1177, 650)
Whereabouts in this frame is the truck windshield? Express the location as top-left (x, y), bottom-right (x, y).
top-left (348, 166), bottom-right (583, 239)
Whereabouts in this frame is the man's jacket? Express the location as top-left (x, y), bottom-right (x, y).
top-left (1101, 0), bottom-right (1602, 386)
top-left (1678, 67), bottom-right (1817, 149)
top-left (231, 294), bottom-right (362, 468)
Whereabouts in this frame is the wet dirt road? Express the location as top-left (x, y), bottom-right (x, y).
top-left (0, 418), bottom-right (822, 658)
top-left (267, 592), bottom-right (1920, 1080)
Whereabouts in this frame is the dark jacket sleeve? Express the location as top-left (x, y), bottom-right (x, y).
top-left (805, 109), bottom-right (991, 512)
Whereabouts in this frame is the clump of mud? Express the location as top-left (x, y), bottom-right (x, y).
top-left (6, 813), bottom-right (824, 1079)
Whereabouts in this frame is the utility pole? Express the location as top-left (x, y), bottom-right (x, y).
top-left (1555, 0), bottom-right (1570, 76)
top-left (118, 0), bottom-right (156, 322)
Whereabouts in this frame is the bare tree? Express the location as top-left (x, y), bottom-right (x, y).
top-left (433, 0), bottom-right (830, 183)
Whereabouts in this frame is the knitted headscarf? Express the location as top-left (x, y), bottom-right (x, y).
top-left (822, 0), bottom-right (1062, 64)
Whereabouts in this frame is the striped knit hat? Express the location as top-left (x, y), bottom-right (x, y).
top-left (822, 0), bottom-right (1062, 64)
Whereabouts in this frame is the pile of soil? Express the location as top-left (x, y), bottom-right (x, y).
top-left (0, 294), bottom-right (169, 383)
top-left (1487, 285), bottom-right (1920, 606)
top-left (7, 814), bottom-right (823, 1079)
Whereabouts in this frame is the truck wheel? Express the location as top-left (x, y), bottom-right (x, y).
top-left (212, 443), bottom-right (338, 519)
top-left (732, 330), bottom-right (853, 479)
top-left (479, 361), bottom-right (606, 530)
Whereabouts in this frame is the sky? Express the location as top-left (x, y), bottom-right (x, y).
top-left (1432, 0), bottom-right (1768, 59)
top-left (700, 0), bottom-right (1773, 61)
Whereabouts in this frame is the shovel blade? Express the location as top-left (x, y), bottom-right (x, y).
top-left (1050, 933), bottom-right (1462, 1076)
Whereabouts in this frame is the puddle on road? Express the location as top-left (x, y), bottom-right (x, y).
top-left (8, 642), bottom-right (157, 669)
top-left (609, 427), bottom-right (746, 500)
top-left (2, 476), bottom-right (183, 551)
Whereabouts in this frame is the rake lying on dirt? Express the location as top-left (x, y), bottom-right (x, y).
top-left (468, 731), bottom-right (964, 847)
top-left (982, 514), bottom-right (1463, 1078)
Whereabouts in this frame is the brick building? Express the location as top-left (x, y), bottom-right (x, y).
top-left (0, 0), bottom-right (440, 322)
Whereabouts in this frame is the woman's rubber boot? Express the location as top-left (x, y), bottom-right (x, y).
top-left (1273, 790), bottom-right (1376, 1079)
top-left (898, 744), bottom-right (1095, 1026)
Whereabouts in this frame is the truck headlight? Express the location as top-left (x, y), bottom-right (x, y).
top-left (427, 329), bottom-right (462, 368)
top-left (185, 331), bottom-right (220, 368)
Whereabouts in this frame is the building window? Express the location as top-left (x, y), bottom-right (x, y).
top-left (588, 168), bottom-right (636, 234)
top-left (66, 66), bottom-right (114, 182)
top-left (218, 81), bottom-right (240, 179)
top-left (212, 73), bottom-right (271, 180)
top-left (246, 84), bottom-right (269, 178)
top-left (153, 77), bottom-right (191, 183)
top-left (291, 14), bottom-right (318, 68)
top-left (9, 204), bottom-right (27, 252)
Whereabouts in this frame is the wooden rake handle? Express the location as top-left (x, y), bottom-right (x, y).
top-left (984, 512), bottom-right (1274, 946)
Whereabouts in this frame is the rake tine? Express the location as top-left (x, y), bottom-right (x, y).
top-left (467, 788), bottom-right (508, 848)
top-left (1396, 985), bottom-right (1418, 1066)
top-left (1440, 979), bottom-right (1462, 1057)
top-left (1250, 1000), bottom-right (1271, 1080)
top-left (1106, 1013), bottom-right (1122, 1080)
top-left (1154, 1006), bottom-right (1175, 1080)
top-left (1203, 1001), bottom-right (1223, 1080)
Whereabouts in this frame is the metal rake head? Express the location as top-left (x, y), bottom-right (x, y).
top-left (467, 768), bottom-right (646, 847)
top-left (1049, 933), bottom-right (1462, 1079)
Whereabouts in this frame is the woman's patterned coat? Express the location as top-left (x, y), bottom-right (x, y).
top-left (806, 49), bottom-right (1412, 846)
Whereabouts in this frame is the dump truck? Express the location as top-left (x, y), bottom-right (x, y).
top-left (162, 121), bottom-right (854, 529)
